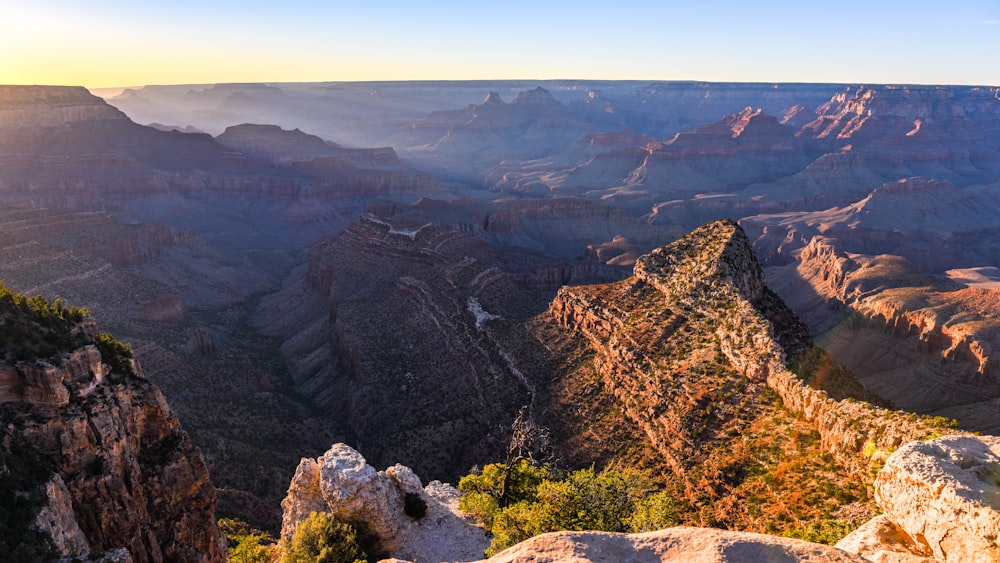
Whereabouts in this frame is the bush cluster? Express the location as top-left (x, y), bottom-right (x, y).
top-left (0, 284), bottom-right (90, 364)
top-left (0, 282), bottom-right (135, 378)
top-left (219, 518), bottom-right (275, 563)
top-left (459, 460), bottom-right (678, 556)
top-left (282, 512), bottom-right (367, 563)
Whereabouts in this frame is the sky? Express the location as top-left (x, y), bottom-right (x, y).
top-left (1, 0), bottom-right (998, 88)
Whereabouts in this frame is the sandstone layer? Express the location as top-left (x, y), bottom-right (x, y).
top-left (758, 233), bottom-right (1000, 425)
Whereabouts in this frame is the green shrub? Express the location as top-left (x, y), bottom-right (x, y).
top-left (630, 490), bottom-right (681, 532)
top-left (782, 519), bottom-right (854, 545)
top-left (282, 512), bottom-right (366, 563)
top-left (535, 467), bottom-right (650, 533)
top-left (95, 333), bottom-right (135, 379)
top-left (460, 461), bottom-right (660, 556)
top-left (219, 518), bottom-right (274, 563)
top-left (487, 500), bottom-right (552, 556)
top-left (458, 459), bottom-right (549, 527)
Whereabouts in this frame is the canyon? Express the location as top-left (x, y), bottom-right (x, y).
top-left (2, 79), bottom-right (1000, 560)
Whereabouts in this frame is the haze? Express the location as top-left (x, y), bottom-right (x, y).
top-left (2, 0), bottom-right (999, 88)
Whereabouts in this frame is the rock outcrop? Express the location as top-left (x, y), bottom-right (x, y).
top-left (835, 515), bottom-right (934, 563)
top-left (478, 527), bottom-right (869, 562)
top-left (0, 85), bottom-right (129, 128)
top-left (215, 123), bottom-right (340, 162)
top-left (0, 311), bottom-right (225, 561)
top-left (280, 443), bottom-right (488, 561)
top-left (799, 86), bottom-right (1000, 144)
top-left (872, 436), bottom-right (1000, 563)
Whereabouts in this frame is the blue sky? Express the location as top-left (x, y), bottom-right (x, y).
top-left (1, 0), bottom-right (998, 87)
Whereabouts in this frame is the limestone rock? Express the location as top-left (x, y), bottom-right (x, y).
top-left (386, 463), bottom-right (424, 495)
top-left (874, 435), bottom-right (1000, 563)
top-left (835, 514), bottom-right (934, 563)
top-left (396, 479), bottom-right (491, 563)
top-left (280, 443), bottom-right (488, 560)
top-left (478, 527), bottom-right (869, 562)
top-left (317, 443), bottom-right (408, 548)
top-left (280, 458), bottom-right (328, 542)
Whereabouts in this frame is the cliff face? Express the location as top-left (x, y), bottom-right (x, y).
top-left (800, 85), bottom-right (1000, 143)
top-left (0, 311), bottom-right (225, 562)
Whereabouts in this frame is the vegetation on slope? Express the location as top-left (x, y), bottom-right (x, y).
top-left (282, 512), bottom-right (367, 563)
top-left (462, 380), bottom-right (875, 554)
top-left (0, 281), bottom-right (133, 376)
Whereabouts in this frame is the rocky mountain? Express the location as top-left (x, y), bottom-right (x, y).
top-left (0, 293), bottom-right (224, 561)
top-left (215, 123), bottom-right (404, 170)
top-left (256, 210), bottom-right (628, 481)
top-left (531, 222), bottom-right (950, 489)
top-left (252, 193), bottom-right (690, 481)
top-left (757, 237), bottom-right (1000, 430)
top-left (215, 123), bottom-right (341, 162)
top-left (104, 81), bottom-right (845, 145)
top-left (796, 86), bottom-right (1000, 188)
top-left (746, 177), bottom-right (1000, 271)
top-left (268, 218), bottom-right (958, 546)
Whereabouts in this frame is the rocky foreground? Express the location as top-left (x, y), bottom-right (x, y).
top-left (279, 436), bottom-right (1000, 563)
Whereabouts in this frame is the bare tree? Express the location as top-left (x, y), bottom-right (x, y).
top-left (499, 406), bottom-right (552, 507)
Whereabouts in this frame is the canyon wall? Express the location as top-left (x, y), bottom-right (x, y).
top-left (1, 320), bottom-right (225, 561)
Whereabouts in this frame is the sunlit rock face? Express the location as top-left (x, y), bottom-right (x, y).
top-left (1, 318), bottom-right (226, 562)
top-left (837, 435), bottom-right (1000, 563)
top-left (874, 436), bottom-right (1000, 563)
